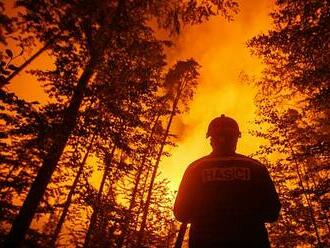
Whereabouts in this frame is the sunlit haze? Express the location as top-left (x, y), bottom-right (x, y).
top-left (6, 0), bottom-right (275, 192)
top-left (159, 0), bottom-right (274, 191)
top-left (3, 1), bottom-right (328, 246)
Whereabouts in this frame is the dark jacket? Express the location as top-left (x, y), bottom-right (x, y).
top-left (174, 153), bottom-right (281, 248)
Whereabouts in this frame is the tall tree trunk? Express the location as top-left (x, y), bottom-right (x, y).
top-left (280, 125), bottom-right (322, 244)
top-left (136, 80), bottom-right (185, 246)
top-left (302, 158), bottom-right (330, 233)
top-left (131, 156), bottom-right (153, 238)
top-left (4, 57), bottom-right (98, 248)
top-left (117, 113), bottom-right (161, 248)
top-left (83, 145), bottom-right (116, 248)
top-left (4, 1), bottom-right (126, 245)
top-left (51, 134), bottom-right (95, 246)
top-left (286, 142), bottom-right (322, 245)
top-left (97, 150), bottom-right (124, 236)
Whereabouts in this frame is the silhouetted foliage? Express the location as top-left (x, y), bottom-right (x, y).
top-left (136, 59), bottom-right (200, 247)
top-left (248, 0), bottom-right (329, 247)
top-left (0, 1), bottom-right (15, 45)
top-left (1, 0), bottom-right (238, 247)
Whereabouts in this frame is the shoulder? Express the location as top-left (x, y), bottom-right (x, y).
top-left (233, 153), bottom-right (268, 171)
top-left (233, 153), bottom-right (264, 165)
top-left (184, 153), bottom-right (267, 172)
top-left (184, 155), bottom-right (213, 172)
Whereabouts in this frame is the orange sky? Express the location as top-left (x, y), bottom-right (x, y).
top-left (5, 0), bottom-right (275, 192)
top-left (159, 0), bottom-right (275, 191)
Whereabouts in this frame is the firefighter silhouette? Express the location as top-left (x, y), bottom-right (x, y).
top-left (174, 115), bottom-right (281, 248)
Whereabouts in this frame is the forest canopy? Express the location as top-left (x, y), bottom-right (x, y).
top-left (248, 0), bottom-right (329, 247)
top-left (0, 0), bottom-right (238, 247)
top-left (0, 0), bottom-right (329, 247)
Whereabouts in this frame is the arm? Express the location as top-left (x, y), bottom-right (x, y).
top-left (173, 166), bottom-right (196, 223)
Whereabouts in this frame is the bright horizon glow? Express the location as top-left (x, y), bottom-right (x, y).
top-left (159, 0), bottom-right (274, 192)
top-left (6, 0), bottom-right (275, 196)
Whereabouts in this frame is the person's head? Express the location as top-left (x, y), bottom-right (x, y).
top-left (206, 114), bottom-right (241, 155)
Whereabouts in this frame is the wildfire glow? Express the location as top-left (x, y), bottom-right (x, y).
top-left (7, 0), bottom-right (275, 194)
top-left (159, 0), bottom-right (274, 192)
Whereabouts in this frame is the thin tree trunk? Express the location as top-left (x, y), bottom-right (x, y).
top-left (4, 2), bottom-right (126, 245)
top-left (286, 139), bottom-right (322, 245)
top-left (136, 80), bottom-right (185, 246)
top-left (131, 157), bottom-right (153, 236)
top-left (97, 150), bottom-right (124, 238)
top-left (302, 158), bottom-right (330, 233)
top-left (83, 145), bottom-right (116, 248)
top-left (117, 113), bottom-right (161, 248)
top-left (4, 57), bottom-right (98, 248)
top-left (51, 134), bottom-right (95, 246)
top-left (1, 41), bottom-right (52, 88)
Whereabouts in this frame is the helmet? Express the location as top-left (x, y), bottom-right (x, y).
top-left (206, 114), bottom-right (241, 138)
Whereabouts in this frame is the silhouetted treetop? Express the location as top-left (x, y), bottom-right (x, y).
top-left (1, 0), bottom-right (239, 247)
top-left (248, 0), bottom-right (329, 246)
